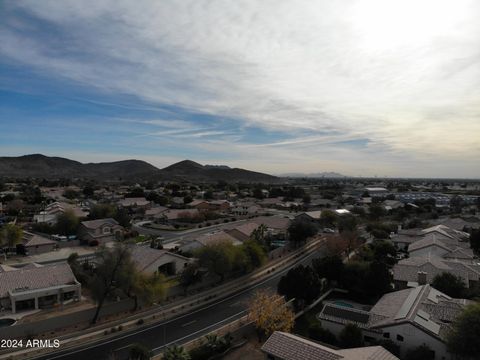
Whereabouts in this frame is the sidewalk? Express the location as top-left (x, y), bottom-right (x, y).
top-left (0, 237), bottom-right (325, 360)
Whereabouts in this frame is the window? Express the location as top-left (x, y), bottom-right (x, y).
top-left (396, 334), bottom-right (404, 342)
top-left (383, 332), bottom-right (390, 339)
top-left (102, 226), bottom-right (111, 234)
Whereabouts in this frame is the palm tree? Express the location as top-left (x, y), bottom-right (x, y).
top-left (163, 344), bottom-right (190, 360)
top-left (129, 343), bottom-right (152, 360)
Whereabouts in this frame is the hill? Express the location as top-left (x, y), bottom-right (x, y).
top-left (0, 154), bottom-right (277, 183)
top-left (162, 160), bottom-right (278, 183)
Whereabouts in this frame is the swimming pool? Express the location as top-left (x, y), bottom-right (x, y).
top-left (333, 300), bottom-right (354, 308)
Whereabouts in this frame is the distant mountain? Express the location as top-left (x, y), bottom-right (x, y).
top-left (279, 171), bottom-right (347, 178)
top-left (0, 154), bottom-right (277, 183)
top-left (162, 160), bottom-right (277, 183)
top-left (0, 154), bottom-right (159, 180)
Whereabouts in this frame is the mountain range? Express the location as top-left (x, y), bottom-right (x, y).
top-left (0, 154), bottom-right (278, 183)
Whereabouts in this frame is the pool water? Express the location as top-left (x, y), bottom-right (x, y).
top-left (334, 300), bottom-right (354, 308)
top-left (0, 318), bottom-right (15, 327)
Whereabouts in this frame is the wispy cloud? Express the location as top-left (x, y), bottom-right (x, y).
top-left (1, 0), bottom-right (479, 177)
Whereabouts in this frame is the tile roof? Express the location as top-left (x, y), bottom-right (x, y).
top-left (118, 197), bottom-right (150, 207)
top-left (230, 222), bottom-right (260, 237)
top-left (253, 216), bottom-right (290, 230)
top-left (195, 231), bottom-right (242, 247)
top-left (369, 285), bottom-right (468, 340)
top-left (23, 231), bottom-right (56, 247)
top-left (0, 262), bottom-right (77, 298)
top-left (261, 332), bottom-right (343, 360)
top-left (80, 218), bottom-right (119, 229)
top-left (393, 256), bottom-right (480, 286)
top-left (130, 246), bottom-right (190, 272)
top-left (261, 332), bottom-right (399, 360)
top-left (338, 346), bottom-right (399, 360)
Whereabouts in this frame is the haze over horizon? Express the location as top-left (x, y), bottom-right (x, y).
top-left (1, 0), bottom-right (479, 178)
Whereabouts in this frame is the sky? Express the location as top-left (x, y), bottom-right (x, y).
top-left (1, 0), bottom-right (479, 178)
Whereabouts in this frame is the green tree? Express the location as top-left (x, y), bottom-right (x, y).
top-left (369, 204), bottom-right (386, 221)
top-left (405, 344), bottom-right (435, 360)
top-left (369, 240), bottom-right (397, 266)
top-left (338, 215), bottom-right (357, 233)
top-left (447, 302), bottom-right (480, 358)
top-left (431, 272), bottom-right (466, 298)
top-left (0, 223), bottom-right (23, 248)
top-left (338, 323), bottom-right (363, 348)
top-left (308, 324), bottom-right (337, 346)
top-left (163, 345), bottom-right (190, 360)
top-left (114, 207), bottom-right (132, 228)
top-left (242, 240), bottom-right (267, 271)
top-left (127, 272), bottom-right (166, 311)
top-left (83, 185), bottom-right (94, 198)
top-left (179, 263), bottom-right (203, 295)
top-left (278, 265), bottom-right (321, 308)
top-left (253, 188), bottom-right (264, 199)
top-left (89, 244), bottom-right (136, 324)
top-left (470, 228), bottom-right (480, 254)
top-left (63, 188), bottom-right (79, 200)
top-left (196, 241), bottom-right (235, 282)
top-left (250, 224), bottom-right (268, 247)
top-left (312, 255), bottom-right (344, 283)
top-left (89, 204), bottom-right (117, 219)
top-left (364, 261), bottom-right (392, 299)
top-left (55, 209), bottom-right (79, 236)
top-left (320, 210), bottom-right (337, 228)
top-left (288, 220), bottom-right (317, 247)
top-left (129, 343), bottom-right (152, 360)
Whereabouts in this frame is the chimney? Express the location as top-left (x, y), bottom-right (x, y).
top-left (418, 271), bottom-right (427, 285)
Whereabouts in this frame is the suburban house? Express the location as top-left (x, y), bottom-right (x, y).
top-left (226, 222), bottom-right (260, 242)
top-left (33, 201), bottom-right (89, 225)
top-left (159, 209), bottom-right (200, 223)
top-left (391, 233), bottom-right (420, 251)
top-left (77, 218), bottom-right (124, 245)
top-left (407, 234), bottom-right (474, 261)
top-left (0, 262), bottom-right (81, 314)
top-left (144, 206), bottom-right (168, 220)
top-left (295, 211), bottom-right (322, 223)
top-left (258, 198), bottom-right (284, 208)
top-left (179, 231), bottom-right (242, 253)
top-left (432, 217), bottom-right (480, 232)
top-left (117, 197), bottom-right (151, 209)
top-left (231, 203), bottom-right (260, 216)
top-left (393, 256), bottom-right (480, 290)
top-left (318, 285), bottom-right (472, 359)
top-left (209, 200), bottom-right (231, 212)
top-left (420, 225), bottom-right (470, 242)
top-left (130, 246), bottom-right (193, 276)
top-left (261, 331), bottom-right (399, 360)
top-left (252, 216), bottom-right (291, 240)
top-left (187, 200), bottom-right (211, 211)
top-left (391, 225), bottom-right (473, 260)
top-left (21, 231), bottom-right (57, 255)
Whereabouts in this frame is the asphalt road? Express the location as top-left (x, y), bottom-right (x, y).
top-left (31, 245), bottom-right (326, 360)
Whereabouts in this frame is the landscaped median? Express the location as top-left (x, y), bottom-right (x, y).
top-left (0, 237), bottom-right (325, 360)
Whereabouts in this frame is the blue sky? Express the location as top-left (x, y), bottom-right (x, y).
top-left (1, 0), bottom-right (479, 177)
